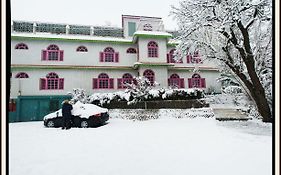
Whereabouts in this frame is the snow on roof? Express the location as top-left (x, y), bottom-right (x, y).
top-left (11, 32), bottom-right (132, 43)
top-left (133, 31), bottom-right (172, 37)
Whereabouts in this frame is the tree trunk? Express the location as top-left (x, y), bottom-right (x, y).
top-left (248, 78), bottom-right (272, 122)
top-left (233, 23), bottom-right (272, 122)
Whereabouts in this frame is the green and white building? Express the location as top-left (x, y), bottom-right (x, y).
top-left (10, 15), bottom-right (221, 122)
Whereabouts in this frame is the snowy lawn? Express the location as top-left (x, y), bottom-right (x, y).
top-left (9, 117), bottom-right (272, 175)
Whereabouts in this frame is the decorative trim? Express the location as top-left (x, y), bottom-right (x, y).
top-left (11, 64), bottom-right (134, 70)
top-left (133, 62), bottom-right (174, 69)
top-left (11, 36), bottom-right (133, 45)
top-left (168, 66), bottom-right (219, 71)
top-left (133, 34), bottom-right (172, 39)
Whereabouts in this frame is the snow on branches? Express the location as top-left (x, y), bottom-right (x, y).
top-left (171, 0), bottom-right (273, 122)
top-left (124, 76), bottom-right (159, 104)
top-left (68, 88), bottom-right (89, 104)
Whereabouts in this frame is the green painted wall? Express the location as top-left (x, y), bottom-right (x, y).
top-left (9, 95), bottom-right (71, 122)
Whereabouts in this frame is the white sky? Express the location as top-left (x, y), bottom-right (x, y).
top-left (11, 0), bottom-right (181, 30)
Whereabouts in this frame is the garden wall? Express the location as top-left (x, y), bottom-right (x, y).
top-left (100, 99), bottom-right (209, 109)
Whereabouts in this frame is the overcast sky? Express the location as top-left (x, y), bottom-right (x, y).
top-left (11, 0), bottom-right (181, 30)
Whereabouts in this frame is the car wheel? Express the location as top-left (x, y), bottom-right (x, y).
top-left (80, 120), bottom-right (89, 128)
top-left (46, 120), bottom-right (55, 127)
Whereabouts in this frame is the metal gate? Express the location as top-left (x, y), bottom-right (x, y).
top-left (14, 95), bottom-right (70, 122)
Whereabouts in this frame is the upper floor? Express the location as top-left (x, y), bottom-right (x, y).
top-left (11, 15), bottom-right (219, 69)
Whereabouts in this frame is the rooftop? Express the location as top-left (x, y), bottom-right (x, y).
top-left (11, 20), bottom-right (179, 39)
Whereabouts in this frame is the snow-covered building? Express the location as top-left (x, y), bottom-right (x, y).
top-left (10, 15), bottom-right (221, 122)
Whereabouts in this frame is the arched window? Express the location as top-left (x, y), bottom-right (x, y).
top-left (187, 51), bottom-right (202, 64)
top-left (15, 43), bottom-right (28, 50)
top-left (188, 73), bottom-right (206, 88)
top-left (15, 72), bottom-right (29, 78)
top-left (168, 74), bottom-right (184, 88)
top-left (167, 49), bottom-right (183, 63)
top-left (76, 46), bottom-right (88, 52)
top-left (47, 45), bottom-right (59, 50)
top-left (147, 41), bottom-right (158, 58)
top-left (42, 44), bottom-right (64, 61)
top-left (143, 69), bottom-right (155, 85)
top-left (143, 24), bottom-right (153, 31)
top-left (117, 73), bottom-right (134, 89)
top-left (99, 47), bottom-right (119, 62)
top-left (126, 48), bottom-right (137, 54)
top-left (93, 73), bottom-right (114, 89)
top-left (40, 72), bottom-right (64, 90)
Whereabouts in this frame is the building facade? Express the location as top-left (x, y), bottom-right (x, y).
top-left (10, 15), bottom-right (221, 122)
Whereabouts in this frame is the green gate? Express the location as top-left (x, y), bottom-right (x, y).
top-left (12, 95), bottom-right (71, 122)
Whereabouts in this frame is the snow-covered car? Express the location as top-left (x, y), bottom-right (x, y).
top-left (43, 101), bottom-right (109, 128)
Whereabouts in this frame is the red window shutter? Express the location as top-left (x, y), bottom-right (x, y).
top-left (40, 78), bottom-right (46, 90)
top-left (59, 78), bottom-right (64, 89)
top-left (109, 78), bottom-right (114, 89)
top-left (117, 78), bottom-right (122, 89)
top-left (180, 78), bottom-right (185, 88)
top-left (93, 79), bottom-right (98, 89)
top-left (167, 54), bottom-right (170, 63)
top-left (42, 50), bottom-right (47, 60)
top-left (201, 78), bottom-right (206, 88)
top-left (188, 78), bottom-right (192, 88)
top-left (186, 55), bottom-right (191, 63)
top-left (59, 50), bottom-right (64, 61)
top-left (168, 78), bottom-right (171, 86)
top-left (99, 52), bottom-right (104, 62)
top-left (133, 79), bottom-right (137, 85)
top-left (115, 52), bottom-right (119, 62)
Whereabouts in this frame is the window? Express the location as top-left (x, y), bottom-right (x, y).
top-left (187, 51), bottom-right (202, 63)
top-left (147, 41), bottom-right (158, 58)
top-left (40, 72), bottom-right (64, 90)
top-left (128, 22), bottom-right (136, 36)
top-left (15, 43), bottom-right (28, 50)
top-left (117, 73), bottom-right (133, 89)
top-left (99, 47), bottom-right (119, 62)
top-left (93, 73), bottom-right (114, 89)
top-left (126, 48), bottom-right (137, 54)
top-left (168, 74), bottom-right (185, 88)
top-left (188, 74), bottom-right (206, 88)
top-left (167, 49), bottom-right (183, 63)
top-left (143, 24), bottom-right (153, 31)
top-left (143, 69), bottom-right (155, 85)
top-left (42, 44), bottom-right (64, 61)
top-left (193, 51), bottom-right (202, 63)
top-left (15, 72), bottom-right (29, 78)
top-left (76, 46), bottom-right (88, 52)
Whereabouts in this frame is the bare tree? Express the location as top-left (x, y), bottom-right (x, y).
top-left (171, 0), bottom-right (273, 122)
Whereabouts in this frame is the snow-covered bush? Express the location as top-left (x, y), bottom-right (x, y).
top-left (109, 108), bottom-right (214, 121)
top-left (124, 76), bottom-right (159, 104)
top-left (68, 88), bottom-right (89, 104)
top-left (88, 88), bottom-right (204, 106)
top-left (222, 86), bottom-right (243, 94)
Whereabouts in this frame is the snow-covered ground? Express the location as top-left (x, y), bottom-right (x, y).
top-left (9, 115), bottom-right (272, 175)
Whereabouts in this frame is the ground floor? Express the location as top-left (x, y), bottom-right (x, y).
top-left (10, 66), bottom-right (221, 97)
top-left (9, 66), bottom-right (222, 122)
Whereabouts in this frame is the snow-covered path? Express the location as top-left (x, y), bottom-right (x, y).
top-left (9, 118), bottom-right (272, 175)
